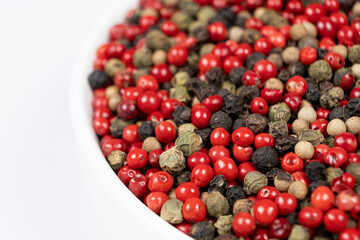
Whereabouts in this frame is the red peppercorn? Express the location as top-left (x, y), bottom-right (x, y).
top-left (332, 173), bottom-right (356, 189)
top-left (292, 171), bottom-right (311, 188)
top-left (298, 206), bottom-right (323, 229)
top-left (145, 192), bottom-right (169, 215)
top-left (313, 144), bottom-right (330, 163)
top-left (260, 88), bottom-right (283, 105)
top-left (324, 209), bottom-right (348, 233)
top-left (286, 0), bottom-right (303, 14)
top-left (191, 164), bottom-right (214, 188)
top-left (117, 165), bottom-right (140, 186)
top-left (148, 171), bottom-right (174, 193)
top-left (310, 118), bottom-right (329, 137)
top-left (283, 92), bottom-right (302, 112)
top-left (300, 46), bottom-right (317, 65)
top-left (129, 173), bottom-right (148, 197)
top-left (155, 121), bottom-right (177, 144)
top-left (151, 64), bottom-right (172, 84)
top-left (268, 32), bottom-right (286, 48)
top-left (265, 0), bottom-right (283, 11)
top-left (233, 144), bottom-right (253, 162)
top-left (182, 197), bottom-right (207, 223)
top-left (128, 141), bottom-right (142, 152)
top-left (250, 97), bottom-right (269, 116)
top-left (275, 193), bottom-right (298, 215)
top-left (161, 20), bottom-right (179, 36)
top-left (167, 45), bottom-right (188, 67)
top-left (212, 43), bottom-right (231, 61)
top-left (148, 149), bottom-right (163, 168)
top-left (237, 162), bottom-right (257, 182)
top-left (253, 38), bottom-right (273, 56)
top-left (198, 53), bottom-right (221, 73)
top-left (257, 186), bottom-right (280, 201)
top-left (127, 149), bottom-right (148, 169)
top-left (281, 152), bottom-right (304, 173)
top-left (201, 95), bottom-right (223, 113)
top-left (253, 199), bottom-right (278, 226)
top-left (208, 22), bottom-right (227, 42)
top-left (137, 90), bottom-right (161, 114)
top-left (210, 127), bottom-right (231, 146)
top-left (92, 96), bottom-right (108, 110)
top-left (304, 3), bottom-right (326, 23)
top-left (232, 127), bottom-right (255, 147)
top-left (235, 43), bottom-right (253, 62)
top-left (317, 17), bottom-right (337, 38)
top-left (334, 132), bottom-right (358, 153)
top-left (340, 74), bottom-right (355, 91)
top-left (253, 60), bottom-right (277, 81)
top-left (254, 133), bottom-right (274, 148)
top-left (187, 152), bottom-right (210, 170)
top-left (209, 145), bottom-right (231, 164)
top-left (245, 17), bottom-right (264, 30)
top-left (117, 99), bottom-right (138, 120)
top-left (122, 87), bottom-right (143, 102)
top-left (223, 56), bottom-right (243, 75)
top-left (175, 182), bottom-right (200, 203)
top-left (311, 186), bottom-right (334, 212)
top-left (213, 156), bottom-right (238, 182)
top-left (260, 25), bottom-right (278, 38)
top-left (147, 111), bottom-right (165, 122)
top-left (242, 70), bottom-right (262, 88)
top-left (324, 147), bottom-right (348, 168)
top-left (339, 228), bottom-right (360, 240)
top-left (93, 118), bottom-right (110, 136)
top-left (191, 106), bottom-right (212, 129)
top-left (232, 212), bottom-right (256, 237)
top-left (286, 76), bottom-right (308, 97)
top-left (136, 75), bottom-right (159, 92)
top-left (160, 98), bottom-right (183, 119)
top-left (269, 218), bottom-right (291, 239)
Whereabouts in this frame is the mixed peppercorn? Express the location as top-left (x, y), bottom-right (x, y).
top-left (88, 0), bottom-right (360, 239)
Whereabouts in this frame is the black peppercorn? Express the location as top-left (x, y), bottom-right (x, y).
top-left (232, 118), bottom-right (246, 132)
top-left (288, 62), bottom-right (307, 77)
top-left (208, 175), bottom-right (228, 195)
top-left (237, 85), bottom-right (260, 105)
top-left (235, 16), bottom-right (247, 28)
top-left (245, 113), bottom-right (268, 135)
top-left (305, 78), bottom-right (320, 102)
top-left (246, 52), bottom-right (266, 69)
top-left (192, 25), bottom-right (209, 42)
top-left (218, 89), bottom-right (231, 99)
top-left (218, 7), bottom-right (236, 26)
top-left (319, 81), bottom-right (334, 94)
top-left (172, 106), bottom-right (192, 126)
top-left (88, 70), bottom-right (110, 89)
top-left (274, 135), bottom-right (298, 156)
top-left (110, 117), bottom-right (131, 138)
top-left (190, 221), bottom-right (215, 240)
top-left (195, 128), bottom-right (212, 146)
top-left (308, 180), bottom-right (330, 194)
top-left (252, 146), bottom-right (279, 172)
top-left (210, 111), bottom-right (233, 131)
top-left (128, 13), bottom-right (140, 25)
top-left (229, 67), bottom-right (246, 86)
top-left (347, 98), bottom-right (360, 116)
top-left (222, 94), bottom-right (242, 117)
top-left (287, 212), bottom-right (298, 226)
top-left (277, 69), bottom-right (290, 83)
top-left (338, 0), bottom-right (354, 12)
top-left (206, 67), bottom-right (228, 86)
top-left (316, 48), bottom-right (328, 59)
top-left (186, 78), bottom-right (205, 96)
top-left (329, 107), bottom-right (350, 121)
top-left (195, 85), bottom-right (218, 101)
top-left (225, 186), bottom-right (246, 207)
top-left (304, 161), bottom-right (326, 182)
top-left (138, 121), bottom-right (155, 141)
top-left (176, 171), bottom-right (191, 186)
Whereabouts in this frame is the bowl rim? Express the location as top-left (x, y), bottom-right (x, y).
top-left (69, 3), bottom-right (192, 239)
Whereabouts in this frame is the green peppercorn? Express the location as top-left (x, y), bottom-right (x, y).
top-left (104, 58), bottom-right (125, 78)
top-left (244, 171), bottom-right (268, 195)
top-left (172, 71), bottom-right (191, 87)
top-left (309, 60), bottom-right (333, 82)
top-left (270, 16), bottom-right (289, 29)
top-left (160, 199), bottom-right (184, 224)
top-left (145, 29), bottom-right (171, 51)
top-left (269, 121), bottom-right (289, 138)
top-left (133, 48), bottom-right (152, 68)
top-left (288, 224), bottom-right (310, 240)
top-left (324, 136), bottom-right (334, 148)
top-left (110, 117), bottom-right (131, 138)
top-left (241, 29), bottom-right (261, 45)
top-left (175, 131), bottom-right (203, 156)
top-left (269, 102), bottom-right (291, 122)
top-left (325, 167), bottom-right (344, 183)
top-left (320, 87), bottom-right (345, 109)
top-left (107, 150), bottom-right (127, 171)
top-left (297, 129), bottom-right (325, 146)
top-left (348, 45), bottom-right (360, 64)
top-left (200, 43), bottom-right (215, 56)
top-left (169, 86), bottom-right (191, 104)
top-left (258, 9), bottom-right (279, 25)
top-left (214, 215), bottom-right (233, 236)
top-left (179, 0), bottom-right (200, 17)
top-left (159, 148), bottom-right (186, 175)
top-left (346, 163), bottom-right (360, 185)
top-left (178, 123), bottom-right (197, 135)
top-left (197, 6), bottom-right (217, 22)
top-left (171, 11), bottom-right (191, 31)
top-left (205, 191), bottom-right (230, 218)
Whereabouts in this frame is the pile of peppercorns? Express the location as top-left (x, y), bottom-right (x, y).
top-left (88, 0), bottom-right (360, 239)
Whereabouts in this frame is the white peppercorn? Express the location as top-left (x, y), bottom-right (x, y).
top-left (229, 26), bottom-right (244, 42)
top-left (264, 78), bottom-right (284, 91)
top-left (295, 141), bottom-right (314, 160)
top-left (142, 137), bottom-right (161, 152)
top-left (160, 199), bottom-right (184, 224)
top-left (332, 45), bottom-right (348, 59)
top-left (290, 24), bottom-right (308, 41)
top-left (292, 119), bottom-right (309, 135)
top-left (288, 181), bottom-right (308, 200)
top-left (282, 46), bottom-right (300, 65)
top-left (327, 119), bottom-right (347, 137)
top-left (298, 107), bottom-right (317, 123)
top-left (345, 116), bottom-right (360, 135)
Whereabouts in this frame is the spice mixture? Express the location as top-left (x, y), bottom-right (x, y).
top-left (88, 0), bottom-right (360, 238)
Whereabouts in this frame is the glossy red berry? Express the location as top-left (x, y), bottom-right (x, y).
top-left (117, 99), bottom-right (138, 120)
top-left (151, 64), bottom-right (172, 84)
top-left (137, 90), bottom-right (161, 114)
top-left (182, 197), bottom-right (207, 223)
top-left (127, 149), bottom-right (148, 169)
top-left (93, 118), bottom-right (110, 136)
top-left (334, 132), bottom-right (358, 153)
top-left (209, 145), bottom-right (231, 164)
top-left (242, 70), bottom-right (262, 88)
top-left (340, 74), bottom-right (355, 91)
top-left (198, 53), bottom-right (221, 73)
top-left (310, 118), bottom-right (329, 137)
top-left (187, 152), bottom-right (210, 170)
top-left (117, 165), bottom-right (140, 186)
top-left (235, 43), bottom-right (253, 62)
top-left (202, 95), bottom-right (223, 113)
top-left (175, 182), bottom-right (200, 203)
top-left (211, 128), bottom-right (231, 146)
top-left (311, 186), bottom-right (334, 212)
top-left (275, 193), bottom-right (298, 215)
top-left (191, 106), bottom-right (212, 129)
top-left (129, 173), bottom-right (148, 197)
top-left (286, 76), bottom-right (308, 97)
top-left (339, 228), bottom-right (360, 240)
top-left (145, 192), bottom-right (169, 215)
top-left (167, 45), bottom-right (188, 67)
top-left (233, 145), bottom-right (253, 162)
top-left (148, 149), bottom-right (163, 168)
top-left (324, 147), bottom-right (348, 168)
top-left (283, 92), bottom-right (302, 112)
top-left (148, 171), bottom-right (174, 193)
top-left (232, 212), bottom-right (256, 237)
top-left (208, 22), bottom-right (227, 42)
top-left (213, 157), bottom-right (238, 182)
top-left (324, 209), bottom-right (348, 233)
top-left (257, 186), bottom-right (280, 201)
top-left (122, 124), bottom-right (140, 144)
top-left (223, 56), bottom-right (243, 75)
top-left (232, 127), bottom-right (255, 147)
top-left (160, 98), bottom-right (183, 119)
top-left (269, 218), bottom-right (291, 239)
top-left (155, 121), bottom-right (177, 144)
top-left (281, 152), bottom-right (304, 173)
top-left (298, 206), bottom-right (323, 229)
top-left (300, 46), bottom-right (317, 65)
top-left (212, 43), bottom-right (231, 61)
top-left (252, 60), bottom-right (277, 81)
top-left (191, 164), bottom-right (214, 188)
top-left (161, 20), bottom-right (179, 36)
top-left (250, 97), bottom-right (269, 116)
top-left (253, 199), bottom-right (278, 226)
top-left (304, 3), bottom-right (326, 23)
top-left (254, 133), bottom-right (274, 148)
top-left (237, 162), bottom-right (257, 182)
top-left (317, 17), bottom-right (337, 38)
top-left (260, 88), bottom-right (283, 104)
top-left (253, 38), bottom-right (273, 55)
top-left (324, 52), bottom-right (345, 70)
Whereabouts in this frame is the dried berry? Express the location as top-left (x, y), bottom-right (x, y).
top-left (304, 161), bottom-right (326, 182)
top-left (142, 137), bottom-right (161, 153)
top-left (160, 199), bottom-right (184, 224)
top-left (349, 45), bottom-right (360, 64)
top-left (194, 128), bottom-right (212, 146)
top-left (195, 85), bottom-right (218, 101)
top-left (233, 198), bottom-right (254, 215)
top-left (172, 106), bottom-right (192, 126)
top-left (88, 70), bottom-right (110, 89)
top-left (110, 117), bottom-right (131, 138)
top-left (346, 163), bottom-right (360, 185)
top-left (326, 167), bottom-right (344, 183)
top-left (192, 25), bottom-right (209, 42)
top-left (246, 52), bottom-right (266, 69)
top-left (269, 102), bottom-right (291, 122)
top-left (178, 123), bottom-right (197, 136)
top-left (206, 67), bottom-right (228, 86)
top-left (145, 30), bottom-right (171, 51)
top-left (347, 98), bottom-right (360, 116)
top-left (297, 129), bottom-right (325, 146)
top-left (206, 191), bottom-right (230, 218)
top-left (245, 114), bottom-right (268, 135)
top-left (190, 221), bottom-right (215, 240)
top-left (208, 175), bottom-right (228, 195)
top-left (209, 111), bottom-right (233, 131)
top-left (266, 168), bottom-right (285, 185)
top-left (309, 60), bottom-right (333, 83)
top-left (225, 186), bottom-right (246, 207)
top-left (229, 67), bottom-right (246, 86)
top-left (133, 48), bottom-right (152, 69)
top-left (278, 69), bottom-right (290, 83)
top-left (237, 85), bottom-right (260, 105)
top-left (329, 107), bottom-right (350, 122)
top-left (308, 180), bottom-right (330, 194)
top-left (139, 121), bottom-right (155, 141)
top-left (159, 148), bottom-right (186, 175)
top-left (288, 181), bottom-right (308, 200)
top-left (252, 146), bottom-right (278, 172)
top-left (186, 78), bottom-right (206, 96)
top-left (107, 150), bottom-right (126, 171)
top-left (175, 131), bottom-right (203, 157)
top-left (274, 171), bottom-right (293, 192)
top-left (232, 118), bottom-right (246, 131)
top-left (305, 79), bottom-right (320, 102)
top-left (269, 121), bottom-right (289, 139)
top-left (222, 94), bottom-right (243, 117)
top-left (214, 215), bottom-right (234, 236)
top-left (244, 171), bottom-right (268, 195)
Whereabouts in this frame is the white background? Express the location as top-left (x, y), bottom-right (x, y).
top-left (0, 1), bottom-right (138, 239)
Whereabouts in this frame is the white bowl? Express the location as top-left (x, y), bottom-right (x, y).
top-left (70, 3), bottom-right (192, 239)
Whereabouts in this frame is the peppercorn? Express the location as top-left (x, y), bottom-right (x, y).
top-left (282, 46), bottom-right (300, 65)
top-left (222, 94), bottom-right (242, 117)
top-left (309, 60), bottom-right (333, 83)
top-left (175, 131), bottom-right (203, 157)
top-left (274, 135), bottom-right (298, 156)
top-left (178, 123), bottom-right (197, 136)
top-left (347, 98), bottom-right (360, 116)
top-left (228, 67), bottom-right (245, 87)
top-left (320, 87), bottom-right (344, 109)
top-left (292, 119), bottom-right (310, 135)
top-left (267, 53), bottom-right (284, 70)
top-left (110, 117), bottom-right (131, 138)
top-left (334, 68), bottom-right (352, 86)
top-left (88, 70), bottom-right (110, 89)
top-left (269, 121), bottom-right (289, 138)
top-left (300, 100), bottom-right (313, 109)
top-left (145, 29), bottom-right (171, 51)
top-left (214, 215), bottom-right (234, 236)
top-left (172, 71), bottom-right (191, 87)
top-left (133, 67), bottom-right (151, 83)
top-left (218, 7), bottom-right (236, 27)
top-left (345, 116), bottom-right (360, 135)
top-left (159, 148), bottom-right (186, 175)
top-left (251, 146), bottom-right (278, 172)
top-left (199, 43), bottom-right (215, 57)
top-left (232, 198), bottom-right (254, 215)
top-left (206, 191), bottom-right (230, 218)
top-left (303, 22), bottom-right (317, 37)
top-left (200, 192), bottom-right (209, 203)
top-left (235, 15), bottom-right (247, 28)
top-left (298, 107), bottom-right (317, 123)
top-left (319, 81), bottom-right (334, 94)
top-left (288, 62), bottom-right (306, 77)
top-left (277, 69), bottom-right (290, 84)
top-left (298, 36), bottom-right (319, 50)
top-left (266, 168), bottom-right (285, 185)
top-left (237, 85), bottom-right (260, 105)
top-left (297, 129), bottom-right (324, 146)
top-left (104, 58), bottom-right (126, 78)
top-left (186, 78), bottom-right (205, 96)
top-left (190, 221), bottom-right (215, 240)
top-left (194, 128), bottom-right (212, 146)
top-left (168, 189), bottom-right (176, 199)
top-left (246, 52), bottom-right (266, 69)
top-left (195, 85), bottom-right (218, 101)
top-left (352, 64), bottom-right (360, 79)
top-left (160, 199), bottom-right (184, 224)
top-left (329, 107), bottom-right (350, 122)
top-left (171, 11), bottom-right (191, 31)
top-left (142, 137), bottom-right (161, 153)
top-left (133, 48), bottom-right (152, 68)
top-left (316, 48), bottom-right (328, 59)
top-left (107, 150), bottom-right (126, 171)
top-left (349, 45), bottom-right (360, 64)
top-left (208, 175), bottom-right (228, 195)
top-left (269, 102), bottom-right (291, 122)
top-left (288, 224), bottom-right (310, 240)
top-left (346, 163), bottom-right (360, 185)
top-left (295, 141), bottom-right (314, 161)
top-left (274, 171), bottom-right (294, 192)
top-left (139, 121), bottom-right (155, 141)
top-left (244, 171), bottom-right (268, 195)
top-left (290, 24), bottom-right (308, 41)
top-left (108, 94), bottom-right (122, 112)
top-left (176, 171), bottom-right (191, 186)
top-left (325, 167), bottom-right (344, 183)
top-left (245, 114), bottom-right (268, 135)
top-left (170, 86), bottom-right (191, 104)
top-left (241, 28), bottom-right (261, 45)
top-left (172, 106), bottom-right (192, 126)
top-left (225, 186), bottom-right (246, 207)
top-left (179, 0), bottom-right (200, 17)
top-left (304, 161), bottom-right (326, 182)
top-left (288, 181), bottom-right (308, 200)
top-left (229, 26), bottom-right (244, 43)
top-left (324, 137), bottom-right (334, 148)
top-left (308, 180), bottom-right (330, 194)
top-left (327, 119), bottom-right (346, 137)
top-left (221, 81), bottom-right (236, 95)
